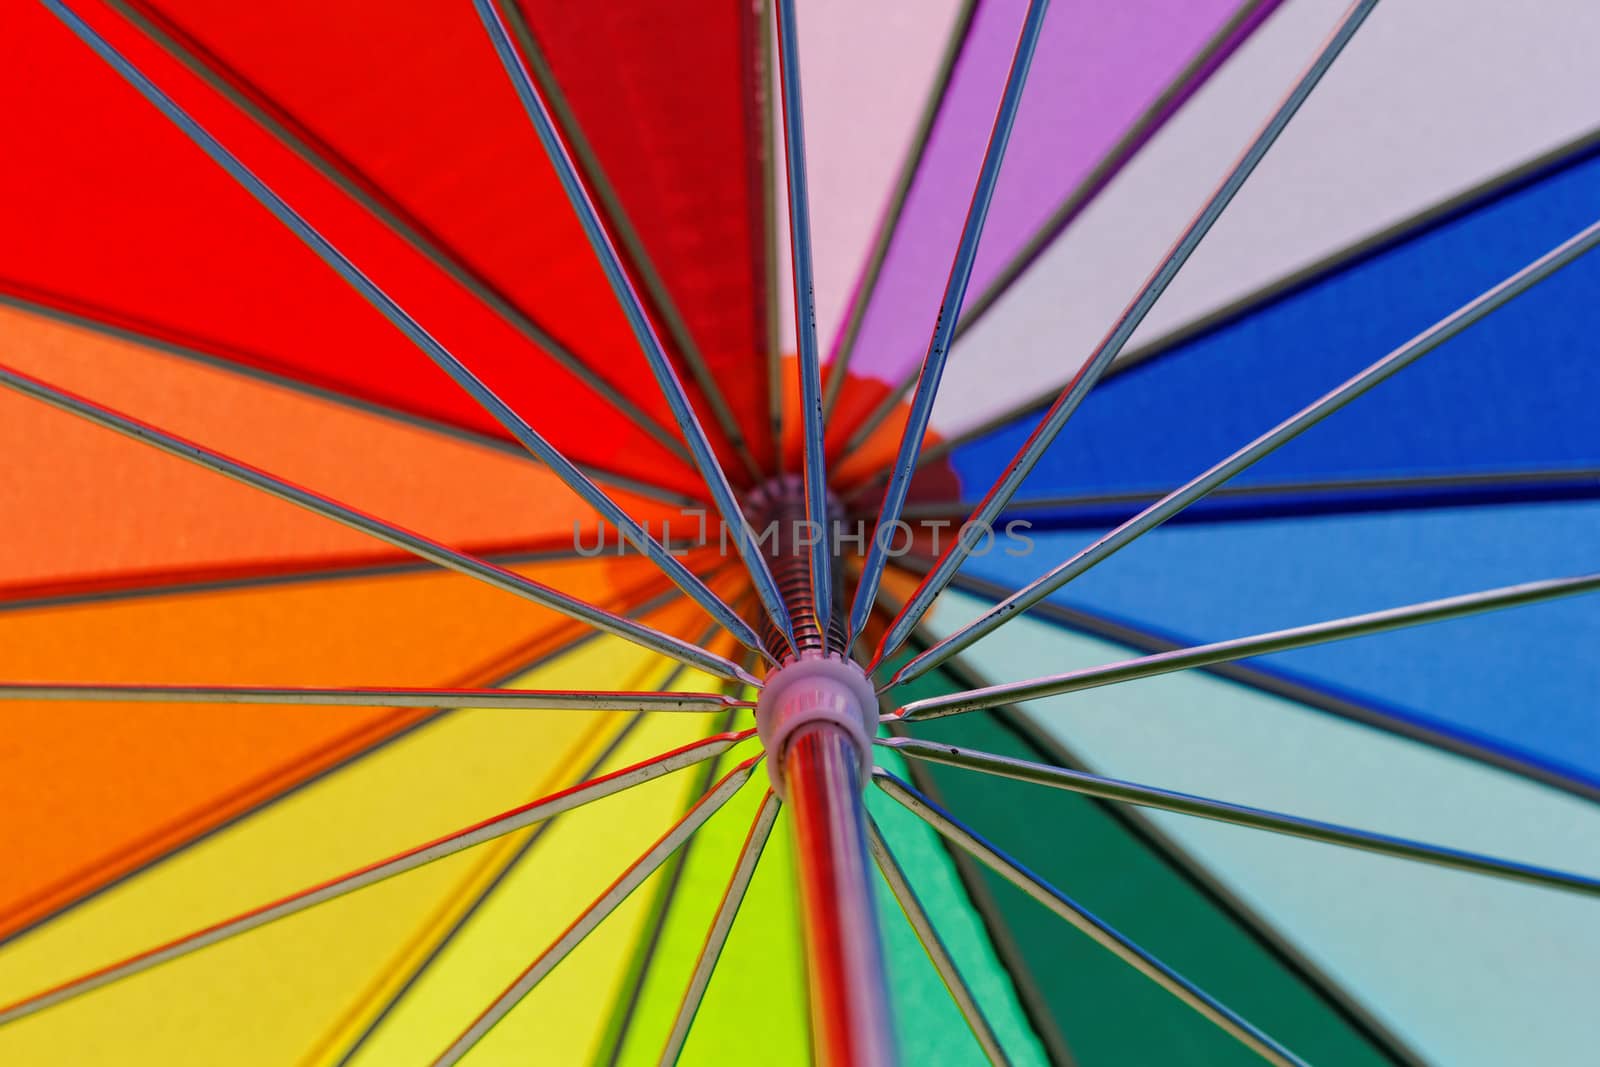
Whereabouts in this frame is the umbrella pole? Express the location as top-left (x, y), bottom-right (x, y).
top-left (785, 721), bottom-right (897, 1065)
top-left (749, 477), bottom-right (895, 1062)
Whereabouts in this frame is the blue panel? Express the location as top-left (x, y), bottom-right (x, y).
top-left (958, 500), bottom-right (1600, 789)
top-left (945, 145), bottom-right (1600, 524)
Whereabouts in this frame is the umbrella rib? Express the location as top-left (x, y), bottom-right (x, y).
top-left (865, 815), bottom-right (1011, 1066)
top-left (898, 572), bottom-right (1600, 714)
top-left (756, 0), bottom-right (785, 473)
top-left (0, 730), bottom-right (756, 1029)
top-left (0, 365), bottom-right (754, 687)
top-left (874, 770), bottom-right (1305, 1067)
top-left (772, 0), bottom-right (834, 642)
top-left (472, 0), bottom-right (798, 657)
top-left (847, 0), bottom-right (1050, 652)
top-left (892, 214), bottom-right (1600, 684)
top-left (39, 0), bottom-right (767, 662)
top-left (874, 467), bottom-right (1600, 524)
top-left (871, 0), bottom-right (1379, 672)
top-left (820, 0), bottom-right (981, 424)
top-left (880, 739), bottom-right (1600, 898)
top-left (659, 789), bottom-right (782, 1065)
top-left (0, 541), bottom-right (679, 617)
top-left (0, 683), bottom-right (752, 713)
top-left (98, 0), bottom-right (700, 475)
top-left (489, 0), bottom-right (764, 484)
top-left (431, 757), bottom-right (761, 1066)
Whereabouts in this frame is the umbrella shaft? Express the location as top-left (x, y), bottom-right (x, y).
top-left (785, 722), bottom-right (897, 1065)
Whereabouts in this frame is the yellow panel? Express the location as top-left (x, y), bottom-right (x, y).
top-left (352, 725), bottom-right (759, 1065)
top-left (0, 633), bottom-right (725, 1065)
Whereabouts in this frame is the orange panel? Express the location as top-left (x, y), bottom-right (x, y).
top-left (0, 303), bottom-right (682, 596)
top-left (0, 554), bottom-right (709, 940)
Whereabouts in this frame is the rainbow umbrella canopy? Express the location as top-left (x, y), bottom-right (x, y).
top-left (2, 0), bottom-right (1598, 1062)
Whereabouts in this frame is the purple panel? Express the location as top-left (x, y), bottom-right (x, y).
top-left (835, 0), bottom-right (1279, 395)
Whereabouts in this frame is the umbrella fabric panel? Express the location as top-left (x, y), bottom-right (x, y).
top-left (780, 0), bottom-right (970, 365)
top-left (934, 0), bottom-right (1600, 437)
top-left (867, 748), bottom-right (1053, 1065)
top-left (920, 590), bottom-right (1600, 1065)
top-left (0, 635), bottom-right (726, 1063)
top-left (942, 143), bottom-right (1600, 523)
top-left (673, 796), bottom-right (813, 1066)
top-left (340, 714), bottom-right (727, 1065)
top-left (594, 765), bottom-right (803, 1065)
top-left (0, 604), bottom-right (678, 995)
top-left (0, 303), bottom-right (676, 599)
top-left (0, 556), bottom-right (684, 942)
top-left (0, 835), bottom-right (490, 1065)
top-left (961, 500), bottom-right (1600, 788)
top-left (516, 1), bottom-right (774, 466)
top-left (886, 657), bottom-right (1397, 1066)
top-left (826, 0), bottom-right (1273, 434)
top-left (3, 0), bottom-right (704, 489)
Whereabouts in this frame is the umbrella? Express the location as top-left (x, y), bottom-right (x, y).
top-left (2, 0), bottom-right (1597, 1062)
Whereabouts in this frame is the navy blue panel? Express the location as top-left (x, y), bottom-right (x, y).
top-left (945, 145), bottom-right (1600, 523)
top-left (958, 500), bottom-right (1600, 790)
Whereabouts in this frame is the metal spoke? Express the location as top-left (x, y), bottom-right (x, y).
top-left (772, 0), bottom-right (834, 642)
top-left (881, 739), bottom-right (1600, 899)
top-left (893, 214), bottom-right (1600, 683)
top-left (0, 365), bottom-right (755, 687)
top-left (0, 730), bottom-right (755, 1028)
top-left (875, 771), bottom-right (1304, 1066)
top-left (872, 0), bottom-right (1379, 671)
top-left (659, 790), bottom-right (782, 1065)
top-left (40, 0), bottom-right (765, 659)
top-left (876, 467), bottom-right (1600, 524)
top-left (0, 683), bottom-right (752, 713)
top-left (756, 0), bottom-right (787, 473)
top-left (900, 572), bottom-right (1600, 713)
top-left (472, 0), bottom-right (797, 656)
top-left (847, 0), bottom-right (1049, 651)
top-left (865, 815), bottom-right (1009, 1065)
top-left (432, 757), bottom-right (760, 1065)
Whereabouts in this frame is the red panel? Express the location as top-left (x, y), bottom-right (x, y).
top-left (0, 0), bottom-right (744, 493)
top-left (522, 0), bottom-right (773, 466)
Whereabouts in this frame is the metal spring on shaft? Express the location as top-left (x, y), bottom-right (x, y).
top-left (747, 476), bottom-right (846, 662)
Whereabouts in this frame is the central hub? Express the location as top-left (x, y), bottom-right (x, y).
top-left (754, 653), bottom-right (877, 796)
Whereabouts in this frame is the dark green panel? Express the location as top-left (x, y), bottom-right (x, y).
top-left (886, 658), bottom-right (1403, 1067)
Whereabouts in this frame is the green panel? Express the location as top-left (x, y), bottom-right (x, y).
top-left (870, 746), bottom-right (1051, 1066)
top-left (885, 658), bottom-right (1397, 1067)
top-left (649, 791), bottom-right (811, 1066)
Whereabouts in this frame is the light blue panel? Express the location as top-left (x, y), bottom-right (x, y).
top-left (919, 591), bottom-right (1600, 1066)
top-left (960, 500), bottom-right (1600, 788)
